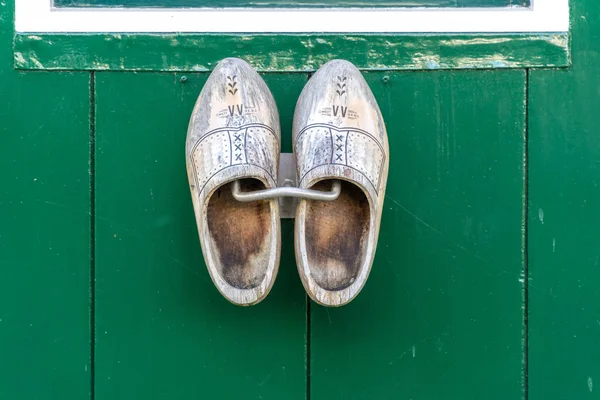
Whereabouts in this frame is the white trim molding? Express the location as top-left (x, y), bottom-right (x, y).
top-left (15, 0), bottom-right (569, 33)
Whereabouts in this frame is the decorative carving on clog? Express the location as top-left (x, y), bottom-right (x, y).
top-left (189, 124), bottom-right (279, 196)
top-left (295, 124), bottom-right (385, 193)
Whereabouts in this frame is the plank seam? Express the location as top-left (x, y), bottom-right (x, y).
top-left (523, 68), bottom-right (530, 400)
top-left (306, 296), bottom-right (311, 400)
top-left (305, 71), bottom-right (312, 400)
top-left (89, 70), bottom-right (97, 400)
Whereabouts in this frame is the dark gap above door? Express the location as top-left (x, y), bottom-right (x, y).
top-left (54, 0), bottom-right (531, 9)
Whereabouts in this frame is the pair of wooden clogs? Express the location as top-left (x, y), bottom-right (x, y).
top-left (186, 58), bottom-right (389, 307)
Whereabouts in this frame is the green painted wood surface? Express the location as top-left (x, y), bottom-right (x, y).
top-left (310, 70), bottom-right (526, 399)
top-left (4, 0), bottom-right (600, 399)
top-left (93, 72), bottom-right (308, 398)
top-left (528, 0), bottom-right (600, 398)
top-left (13, 33), bottom-right (569, 72)
top-left (0, 2), bottom-right (91, 399)
top-left (54, 0), bottom-right (529, 8)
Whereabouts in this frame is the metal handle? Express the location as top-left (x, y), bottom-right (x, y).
top-left (231, 180), bottom-right (341, 202)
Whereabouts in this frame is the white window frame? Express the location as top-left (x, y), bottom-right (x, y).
top-left (15, 0), bottom-right (568, 34)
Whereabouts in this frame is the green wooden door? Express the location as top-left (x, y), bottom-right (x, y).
top-left (89, 69), bottom-right (525, 399)
top-left (4, 0), bottom-right (600, 400)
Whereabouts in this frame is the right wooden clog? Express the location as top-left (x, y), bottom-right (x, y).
top-left (293, 60), bottom-right (389, 307)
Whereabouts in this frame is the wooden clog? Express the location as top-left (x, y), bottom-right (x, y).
top-left (293, 60), bottom-right (389, 307)
top-left (186, 58), bottom-right (281, 306)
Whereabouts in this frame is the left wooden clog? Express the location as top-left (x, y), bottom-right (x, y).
top-left (186, 58), bottom-right (281, 306)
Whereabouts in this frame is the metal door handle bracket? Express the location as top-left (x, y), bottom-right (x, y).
top-left (230, 153), bottom-right (341, 218)
top-left (232, 179), bottom-right (341, 202)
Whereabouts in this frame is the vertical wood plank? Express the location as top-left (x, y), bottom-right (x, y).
top-left (528, 0), bottom-right (600, 398)
top-left (0, 3), bottom-right (91, 399)
top-left (94, 72), bottom-right (308, 399)
top-left (309, 69), bottom-right (526, 400)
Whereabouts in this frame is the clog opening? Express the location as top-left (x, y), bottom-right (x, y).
top-left (304, 180), bottom-right (370, 291)
top-left (206, 178), bottom-right (272, 290)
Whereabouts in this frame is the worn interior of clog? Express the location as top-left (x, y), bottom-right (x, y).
top-left (304, 180), bottom-right (370, 291)
top-left (206, 179), bottom-right (271, 290)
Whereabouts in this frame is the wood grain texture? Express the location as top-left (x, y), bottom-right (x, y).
top-left (309, 69), bottom-right (526, 399)
top-left (14, 33), bottom-right (569, 72)
top-left (54, 0), bottom-right (529, 8)
top-left (0, 3), bottom-right (91, 399)
top-left (94, 71), bottom-right (307, 398)
top-left (528, 0), bottom-right (600, 398)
